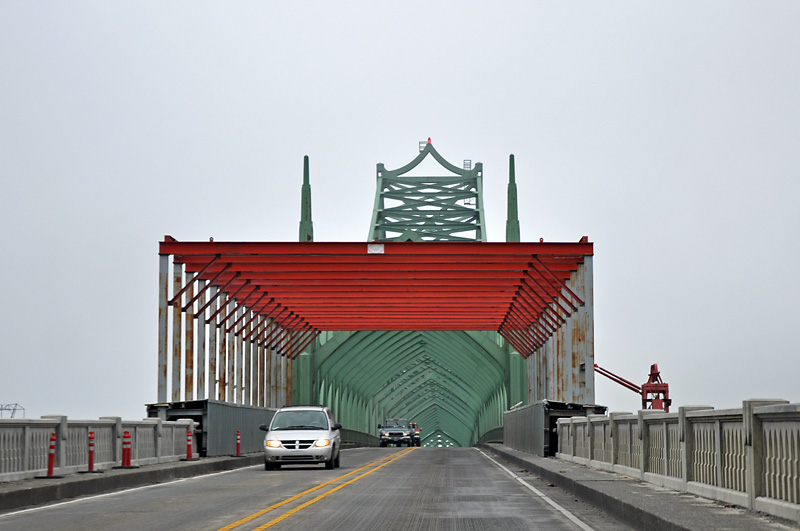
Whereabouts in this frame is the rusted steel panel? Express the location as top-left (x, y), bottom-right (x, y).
top-left (280, 354), bottom-right (287, 408)
top-left (197, 280), bottom-right (207, 401)
top-left (215, 292), bottom-right (226, 401)
top-left (578, 258), bottom-right (595, 404)
top-left (268, 333), bottom-right (275, 407)
top-left (230, 306), bottom-right (240, 404)
top-left (236, 312), bottom-right (243, 404)
top-left (244, 318), bottom-right (252, 406)
top-left (287, 357), bottom-right (293, 405)
top-left (184, 273), bottom-right (194, 401)
top-left (171, 263), bottom-right (182, 402)
top-left (256, 325), bottom-right (263, 406)
top-left (158, 255), bottom-right (169, 403)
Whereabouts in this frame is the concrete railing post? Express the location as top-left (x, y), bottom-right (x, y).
top-left (155, 418), bottom-right (163, 463)
top-left (638, 410), bottom-right (666, 478)
top-left (101, 417), bottom-right (122, 463)
top-left (587, 414), bottom-right (605, 463)
top-left (569, 417), bottom-right (578, 458)
top-left (638, 411), bottom-right (648, 479)
top-left (23, 425), bottom-right (31, 474)
top-left (743, 399), bottom-right (788, 510)
top-left (679, 406), bottom-right (712, 490)
top-left (609, 412), bottom-right (630, 467)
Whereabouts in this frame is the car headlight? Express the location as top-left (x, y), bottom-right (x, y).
top-left (314, 439), bottom-right (331, 447)
top-left (266, 440), bottom-right (281, 448)
top-left (402, 432), bottom-right (409, 436)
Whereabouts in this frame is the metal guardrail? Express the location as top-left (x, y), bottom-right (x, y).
top-left (340, 428), bottom-right (379, 447)
top-left (476, 427), bottom-right (504, 444)
top-left (554, 399), bottom-right (800, 523)
top-left (0, 416), bottom-right (197, 482)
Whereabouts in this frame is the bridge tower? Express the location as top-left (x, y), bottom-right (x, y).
top-left (295, 140), bottom-right (546, 446)
top-left (369, 138), bottom-right (485, 242)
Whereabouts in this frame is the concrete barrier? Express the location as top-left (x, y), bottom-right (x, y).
top-left (553, 399), bottom-right (800, 524)
top-left (0, 416), bottom-right (197, 482)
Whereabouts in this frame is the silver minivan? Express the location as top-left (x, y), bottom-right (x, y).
top-left (259, 405), bottom-right (342, 470)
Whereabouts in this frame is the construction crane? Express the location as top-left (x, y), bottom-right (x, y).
top-left (594, 364), bottom-right (672, 412)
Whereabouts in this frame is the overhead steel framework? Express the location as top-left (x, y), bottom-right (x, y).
top-left (156, 140), bottom-right (596, 446)
top-left (159, 239), bottom-right (591, 357)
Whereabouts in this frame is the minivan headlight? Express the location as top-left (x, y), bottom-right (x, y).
top-left (266, 440), bottom-right (281, 448)
top-left (314, 439), bottom-right (331, 447)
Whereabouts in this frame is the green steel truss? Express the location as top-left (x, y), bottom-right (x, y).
top-left (295, 330), bottom-right (525, 447)
top-left (295, 142), bottom-right (525, 446)
top-left (368, 140), bottom-right (486, 242)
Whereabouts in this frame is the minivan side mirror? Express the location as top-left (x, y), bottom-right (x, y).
top-left (332, 423), bottom-right (342, 431)
top-left (258, 424), bottom-right (268, 431)
top-left (377, 424), bottom-right (383, 429)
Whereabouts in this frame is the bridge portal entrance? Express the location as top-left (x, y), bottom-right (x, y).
top-left (155, 140), bottom-right (595, 450)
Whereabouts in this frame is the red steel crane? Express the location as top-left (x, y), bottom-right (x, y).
top-left (594, 363), bottom-right (672, 412)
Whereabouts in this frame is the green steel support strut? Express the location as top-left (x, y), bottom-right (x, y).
top-left (506, 154), bottom-right (520, 243)
top-left (299, 155), bottom-right (314, 243)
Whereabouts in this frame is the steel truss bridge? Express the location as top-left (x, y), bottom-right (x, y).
top-left (156, 140), bottom-right (595, 448)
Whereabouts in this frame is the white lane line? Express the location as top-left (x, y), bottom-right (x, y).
top-left (0, 465), bottom-right (260, 519)
top-left (477, 449), bottom-right (596, 531)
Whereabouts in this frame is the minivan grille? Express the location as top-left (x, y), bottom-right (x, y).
top-left (281, 440), bottom-right (315, 450)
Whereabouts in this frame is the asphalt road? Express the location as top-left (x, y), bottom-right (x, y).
top-left (0, 447), bottom-right (634, 531)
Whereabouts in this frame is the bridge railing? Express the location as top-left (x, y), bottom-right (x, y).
top-left (0, 416), bottom-right (198, 482)
top-left (476, 427), bottom-right (504, 445)
top-left (555, 399), bottom-right (800, 523)
top-left (340, 428), bottom-right (379, 447)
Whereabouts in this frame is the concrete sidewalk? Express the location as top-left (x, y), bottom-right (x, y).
top-left (0, 454), bottom-right (262, 514)
top-left (479, 443), bottom-right (800, 531)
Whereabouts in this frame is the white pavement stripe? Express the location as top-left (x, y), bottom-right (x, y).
top-left (0, 465), bottom-right (260, 519)
top-left (477, 449), bottom-right (596, 531)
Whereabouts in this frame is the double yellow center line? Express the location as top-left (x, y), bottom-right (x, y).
top-left (217, 447), bottom-right (418, 531)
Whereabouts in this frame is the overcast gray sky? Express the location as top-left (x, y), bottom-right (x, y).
top-left (2, 3), bottom-right (798, 421)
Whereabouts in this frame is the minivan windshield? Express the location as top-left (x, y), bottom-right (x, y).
top-left (270, 410), bottom-right (329, 430)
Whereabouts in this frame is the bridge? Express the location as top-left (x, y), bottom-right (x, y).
top-left (1, 141), bottom-right (798, 529)
top-left (153, 138), bottom-right (596, 452)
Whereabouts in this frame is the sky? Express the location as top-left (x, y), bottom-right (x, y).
top-left (1, 3), bottom-right (798, 421)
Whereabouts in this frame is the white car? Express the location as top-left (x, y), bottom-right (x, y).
top-left (259, 406), bottom-right (342, 470)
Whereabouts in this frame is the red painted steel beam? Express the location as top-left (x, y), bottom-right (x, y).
top-left (160, 239), bottom-right (593, 256)
top-left (294, 332), bottom-right (321, 356)
top-left (185, 269), bottom-right (575, 281)
top-left (168, 255), bottom-right (220, 306)
top-left (198, 272), bottom-right (240, 319)
top-left (532, 255), bottom-right (585, 307)
top-left (160, 239), bottom-right (592, 335)
top-left (507, 301), bottom-right (550, 345)
top-left (504, 311), bottom-right (546, 350)
top-left (291, 331), bottom-right (320, 359)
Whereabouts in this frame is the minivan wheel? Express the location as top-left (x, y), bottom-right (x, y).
top-left (334, 451), bottom-right (340, 468)
top-left (325, 457), bottom-right (335, 470)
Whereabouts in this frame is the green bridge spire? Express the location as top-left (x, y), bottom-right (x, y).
top-left (299, 155), bottom-right (314, 242)
top-left (505, 154), bottom-right (520, 242)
